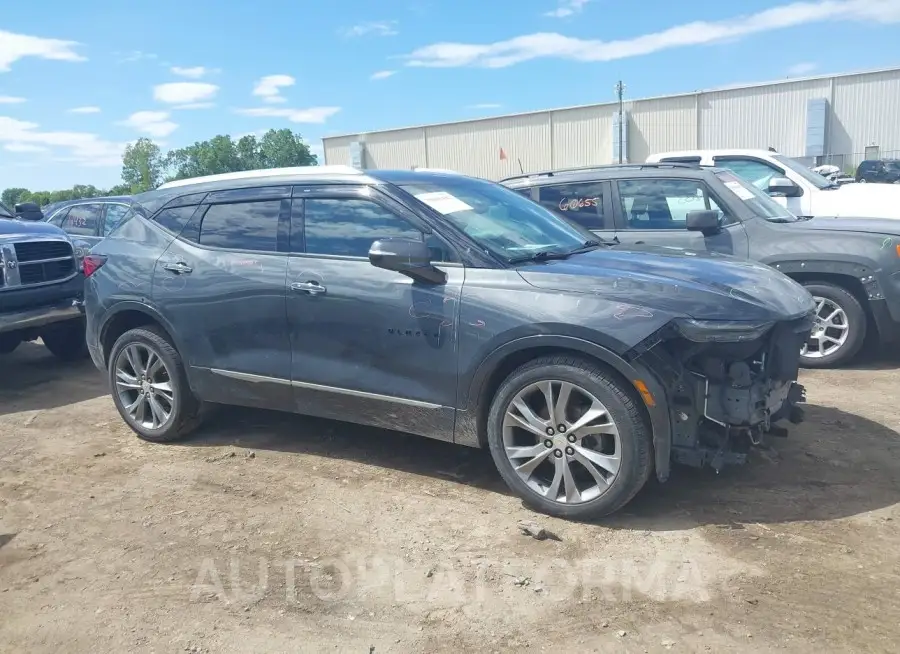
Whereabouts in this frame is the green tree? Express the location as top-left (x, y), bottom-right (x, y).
top-left (121, 137), bottom-right (164, 193)
top-left (258, 129), bottom-right (317, 168)
top-left (1, 187), bottom-right (29, 207)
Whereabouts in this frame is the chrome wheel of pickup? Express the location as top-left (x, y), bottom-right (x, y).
top-left (502, 380), bottom-right (621, 505)
top-left (801, 296), bottom-right (850, 360)
top-left (114, 343), bottom-right (175, 430)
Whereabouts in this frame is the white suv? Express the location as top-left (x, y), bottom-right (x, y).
top-left (646, 149), bottom-right (900, 220)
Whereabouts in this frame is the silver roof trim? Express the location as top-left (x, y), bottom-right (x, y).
top-left (157, 165), bottom-right (363, 190)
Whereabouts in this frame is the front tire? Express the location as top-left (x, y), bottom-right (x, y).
top-left (799, 282), bottom-right (866, 368)
top-left (108, 326), bottom-right (204, 442)
top-left (486, 355), bottom-right (653, 520)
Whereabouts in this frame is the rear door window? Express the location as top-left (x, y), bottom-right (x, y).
top-left (62, 204), bottom-right (102, 236)
top-left (535, 182), bottom-right (608, 230)
top-left (198, 200), bottom-right (282, 252)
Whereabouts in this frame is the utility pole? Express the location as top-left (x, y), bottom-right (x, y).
top-left (615, 80), bottom-right (626, 164)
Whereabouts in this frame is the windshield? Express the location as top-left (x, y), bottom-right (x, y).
top-left (885, 161), bottom-right (900, 172)
top-left (715, 170), bottom-right (801, 222)
top-left (397, 176), bottom-right (597, 262)
top-left (772, 154), bottom-right (834, 190)
top-left (0, 200), bottom-right (14, 219)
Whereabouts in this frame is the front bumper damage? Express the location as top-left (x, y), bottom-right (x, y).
top-left (631, 313), bottom-right (813, 473)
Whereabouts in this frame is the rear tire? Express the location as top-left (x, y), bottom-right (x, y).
top-left (108, 326), bottom-right (204, 442)
top-left (799, 282), bottom-right (866, 368)
top-left (486, 355), bottom-right (653, 520)
top-left (41, 320), bottom-right (88, 361)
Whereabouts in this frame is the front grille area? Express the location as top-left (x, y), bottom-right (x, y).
top-left (18, 258), bottom-right (76, 285)
top-left (5, 240), bottom-right (77, 287)
top-left (14, 240), bottom-right (73, 263)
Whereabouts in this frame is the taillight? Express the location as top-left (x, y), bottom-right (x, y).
top-left (82, 254), bottom-right (108, 278)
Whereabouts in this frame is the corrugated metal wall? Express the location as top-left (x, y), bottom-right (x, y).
top-left (322, 68), bottom-right (900, 179)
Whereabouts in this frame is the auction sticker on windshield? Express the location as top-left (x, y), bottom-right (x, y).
top-left (414, 191), bottom-right (473, 215)
top-left (723, 180), bottom-right (755, 200)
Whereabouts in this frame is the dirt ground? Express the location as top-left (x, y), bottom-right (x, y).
top-left (2, 342), bottom-right (900, 653)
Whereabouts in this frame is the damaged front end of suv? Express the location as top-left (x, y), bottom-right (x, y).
top-left (629, 312), bottom-right (814, 475)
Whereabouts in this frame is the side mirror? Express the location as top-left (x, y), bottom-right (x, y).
top-left (368, 237), bottom-right (446, 284)
top-left (686, 210), bottom-right (721, 235)
top-left (767, 176), bottom-right (802, 197)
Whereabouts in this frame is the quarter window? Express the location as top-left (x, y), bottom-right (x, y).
top-left (62, 204), bottom-right (101, 236)
top-left (618, 179), bottom-right (723, 230)
top-left (199, 200), bottom-right (282, 252)
top-left (301, 198), bottom-right (423, 258)
top-left (535, 183), bottom-right (607, 230)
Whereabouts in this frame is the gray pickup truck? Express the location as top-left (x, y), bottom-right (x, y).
top-left (0, 199), bottom-right (87, 359)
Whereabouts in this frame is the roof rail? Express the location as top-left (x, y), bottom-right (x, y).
top-left (500, 161), bottom-right (701, 183)
top-left (157, 165), bottom-right (363, 190)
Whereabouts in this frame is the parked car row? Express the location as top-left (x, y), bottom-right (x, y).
top-left (5, 152), bottom-right (897, 521)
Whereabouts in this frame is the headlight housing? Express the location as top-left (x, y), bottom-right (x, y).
top-left (674, 318), bottom-right (775, 343)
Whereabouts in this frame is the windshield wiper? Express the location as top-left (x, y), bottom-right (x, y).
top-left (508, 249), bottom-right (573, 264)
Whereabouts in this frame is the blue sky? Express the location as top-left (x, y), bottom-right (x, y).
top-left (1, 0), bottom-right (899, 191)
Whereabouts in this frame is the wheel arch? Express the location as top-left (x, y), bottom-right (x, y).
top-left (462, 335), bottom-right (673, 482)
top-left (99, 302), bottom-right (184, 368)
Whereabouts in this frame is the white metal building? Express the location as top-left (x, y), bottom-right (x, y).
top-left (322, 66), bottom-right (900, 180)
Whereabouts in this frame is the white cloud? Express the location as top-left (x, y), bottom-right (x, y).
top-left (0, 29), bottom-right (86, 72)
top-left (170, 66), bottom-right (212, 78)
top-left (341, 20), bottom-right (398, 37)
top-left (787, 61), bottom-right (818, 75)
top-left (0, 115), bottom-right (125, 166)
top-left (153, 82), bottom-right (219, 104)
top-left (0, 96), bottom-right (26, 104)
top-left (467, 103), bottom-right (502, 109)
top-left (234, 106), bottom-right (342, 124)
top-left (252, 74), bottom-right (295, 103)
top-left (404, 0), bottom-right (900, 68)
top-left (119, 110), bottom-right (179, 138)
top-left (5, 143), bottom-right (48, 153)
top-left (544, 0), bottom-right (590, 18)
top-left (370, 70), bottom-right (396, 80)
top-left (68, 106), bottom-right (101, 114)
top-left (173, 102), bottom-right (215, 110)
top-left (118, 50), bottom-right (157, 63)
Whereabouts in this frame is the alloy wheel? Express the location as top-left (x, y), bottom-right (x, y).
top-left (114, 343), bottom-right (175, 430)
top-left (502, 380), bottom-right (621, 504)
top-left (801, 296), bottom-right (850, 359)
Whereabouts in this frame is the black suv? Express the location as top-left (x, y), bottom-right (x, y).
top-left (83, 167), bottom-right (813, 519)
top-left (856, 159), bottom-right (900, 184)
top-left (501, 163), bottom-right (900, 368)
top-left (0, 199), bottom-right (87, 359)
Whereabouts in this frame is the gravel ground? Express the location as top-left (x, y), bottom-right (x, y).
top-left (2, 341), bottom-right (900, 653)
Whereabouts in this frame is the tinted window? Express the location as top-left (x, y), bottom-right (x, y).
top-left (199, 200), bottom-right (281, 252)
top-left (48, 207), bottom-right (69, 226)
top-left (536, 182), bottom-right (606, 230)
top-left (103, 204), bottom-right (132, 236)
top-left (714, 158), bottom-right (780, 190)
top-left (302, 198), bottom-right (423, 258)
top-left (63, 204), bottom-right (102, 236)
top-left (618, 179), bottom-right (723, 230)
top-left (153, 205), bottom-right (197, 235)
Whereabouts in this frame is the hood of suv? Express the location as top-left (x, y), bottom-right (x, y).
top-left (516, 244), bottom-right (814, 322)
top-left (790, 216), bottom-right (900, 235)
top-left (0, 217), bottom-right (68, 238)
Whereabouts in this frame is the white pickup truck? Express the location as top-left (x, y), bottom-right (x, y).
top-left (646, 149), bottom-right (900, 220)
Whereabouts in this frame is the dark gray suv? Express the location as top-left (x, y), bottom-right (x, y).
top-left (83, 167), bottom-right (814, 519)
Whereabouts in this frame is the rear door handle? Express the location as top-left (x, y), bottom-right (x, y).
top-left (291, 281), bottom-right (326, 295)
top-left (163, 262), bottom-right (193, 274)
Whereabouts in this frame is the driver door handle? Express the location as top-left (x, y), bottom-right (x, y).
top-left (291, 280), bottom-right (327, 295)
top-left (163, 261), bottom-right (193, 274)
